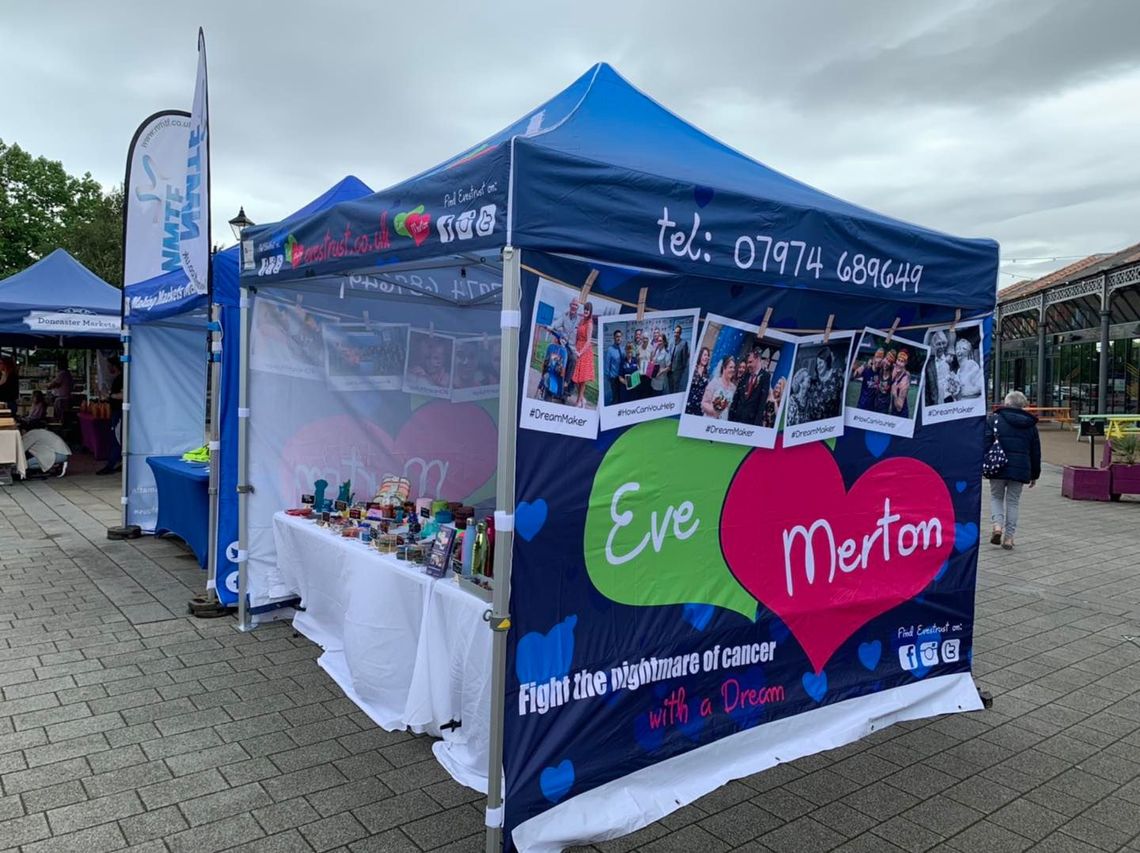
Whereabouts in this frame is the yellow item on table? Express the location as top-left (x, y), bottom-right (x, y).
top-left (181, 446), bottom-right (210, 463)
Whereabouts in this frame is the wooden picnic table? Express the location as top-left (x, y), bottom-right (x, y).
top-left (993, 405), bottom-right (1074, 426)
top-left (1078, 413), bottom-right (1140, 439)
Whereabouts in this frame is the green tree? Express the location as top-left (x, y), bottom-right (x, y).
top-left (0, 139), bottom-right (123, 285)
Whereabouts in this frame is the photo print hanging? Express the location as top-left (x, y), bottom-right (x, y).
top-left (677, 312), bottom-right (797, 449)
top-left (249, 297), bottom-right (324, 382)
top-left (782, 331), bottom-right (856, 447)
top-left (451, 334), bottom-right (501, 403)
top-left (922, 320), bottom-right (986, 424)
top-left (596, 308), bottom-right (700, 431)
top-left (403, 328), bottom-right (455, 399)
top-left (521, 277), bottom-right (622, 439)
top-left (844, 327), bottom-right (931, 438)
top-left (323, 322), bottom-right (408, 391)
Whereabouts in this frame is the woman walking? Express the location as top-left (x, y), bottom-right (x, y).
top-left (984, 390), bottom-right (1041, 550)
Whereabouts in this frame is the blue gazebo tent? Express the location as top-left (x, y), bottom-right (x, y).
top-left (238, 64), bottom-right (999, 852)
top-left (0, 249), bottom-right (121, 345)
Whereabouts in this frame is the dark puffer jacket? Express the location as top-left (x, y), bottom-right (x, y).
top-left (984, 407), bottom-right (1042, 484)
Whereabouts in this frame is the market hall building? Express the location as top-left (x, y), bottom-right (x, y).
top-left (994, 242), bottom-right (1140, 416)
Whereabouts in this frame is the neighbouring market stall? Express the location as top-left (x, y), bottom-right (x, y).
top-left (238, 63), bottom-right (999, 852)
top-left (0, 249), bottom-right (123, 471)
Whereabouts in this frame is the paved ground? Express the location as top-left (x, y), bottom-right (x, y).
top-left (1, 466), bottom-right (1139, 853)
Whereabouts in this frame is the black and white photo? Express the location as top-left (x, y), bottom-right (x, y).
top-left (922, 321), bottom-right (986, 423)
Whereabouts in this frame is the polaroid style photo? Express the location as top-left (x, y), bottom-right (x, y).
top-left (677, 313), bottom-right (798, 449)
top-left (782, 331), bottom-right (856, 447)
top-left (402, 329), bottom-right (455, 399)
top-left (596, 308), bottom-right (700, 431)
top-left (450, 335), bottom-right (501, 403)
top-left (520, 277), bottom-right (622, 439)
top-left (921, 320), bottom-right (986, 424)
top-left (324, 323), bottom-right (408, 391)
top-left (844, 328), bottom-right (931, 438)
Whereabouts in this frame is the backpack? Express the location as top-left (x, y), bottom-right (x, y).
top-left (982, 415), bottom-right (1008, 479)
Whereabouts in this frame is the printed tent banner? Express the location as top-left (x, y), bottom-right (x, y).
top-left (239, 63), bottom-right (998, 852)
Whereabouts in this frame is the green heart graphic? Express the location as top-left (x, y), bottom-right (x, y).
top-left (584, 419), bottom-right (756, 617)
top-left (394, 205), bottom-right (424, 238)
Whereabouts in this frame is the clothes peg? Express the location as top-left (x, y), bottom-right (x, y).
top-left (823, 314), bottom-right (835, 343)
top-left (949, 309), bottom-right (962, 332)
top-left (885, 317), bottom-right (900, 344)
top-left (757, 307), bottom-right (773, 338)
top-left (636, 287), bottom-right (648, 321)
top-left (580, 269), bottom-right (598, 302)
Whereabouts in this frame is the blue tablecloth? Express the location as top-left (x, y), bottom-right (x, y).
top-left (146, 455), bottom-right (210, 569)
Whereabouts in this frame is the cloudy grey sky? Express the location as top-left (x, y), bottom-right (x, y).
top-left (3, 0), bottom-right (1138, 290)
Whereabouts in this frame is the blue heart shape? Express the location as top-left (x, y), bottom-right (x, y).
top-left (693, 185), bottom-right (715, 208)
top-left (539, 760), bottom-right (574, 803)
top-left (953, 522), bottom-right (978, 552)
top-left (516, 499), bottom-right (548, 542)
top-left (634, 711), bottom-right (665, 751)
top-left (864, 432), bottom-right (891, 458)
top-left (682, 603), bottom-right (715, 632)
top-left (955, 480), bottom-right (967, 493)
top-left (678, 699), bottom-right (707, 741)
top-left (858, 641), bottom-right (881, 671)
top-left (933, 560), bottom-right (949, 582)
top-left (802, 670), bottom-right (828, 703)
top-left (768, 616), bottom-right (790, 644)
top-left (515, 615), bottom-right (576, 685)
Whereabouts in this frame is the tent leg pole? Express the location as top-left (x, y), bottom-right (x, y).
top-left (485, 246), bottom-right (521, 853)
top-left (204, 304), bottom-right (222, 604)
top-left (235, 288), bottom-right (253, 632)
top-left (107, 321), bottom-right (141, 540)
top-left (119, 330), bottom-right (131, 527)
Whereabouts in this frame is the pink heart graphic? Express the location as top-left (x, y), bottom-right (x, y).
top-left (278, 402), bottom-right (496, 504)
top-left (721, 442), bottom-right (955, 673)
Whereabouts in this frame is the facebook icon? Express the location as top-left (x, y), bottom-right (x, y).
top-left (898, 644), bottom-right (919, 671)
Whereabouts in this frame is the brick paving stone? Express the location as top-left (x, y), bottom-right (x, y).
top-left (165, 812), bottom-right (266, 853)
top-left (178, 781), bottom-right (272, 827)
top-left (137, 767), bottom-right (228, 810)
top-left (305, 777), bottom-right (394, 818)
top-left (352, 790), bottom-right (441, 834)
top-left (46, 789), bottom-right (143, 834)
top-left (118, 804), bottom-right (189, 846)
top-left (253, 796), bottom-right (322, 833)
top-left (299, 812), bottom-right (370, 852)
top-left (22, 820), bottom-right (127, 853)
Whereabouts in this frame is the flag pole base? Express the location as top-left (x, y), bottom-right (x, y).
top-left (106, 525), bottom-right (142, 540)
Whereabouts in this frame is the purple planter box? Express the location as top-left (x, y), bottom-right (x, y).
top-left (1062, 466), bottom-right (1112, 501)
top-left (1109, 463), bottom-right (1140, 500)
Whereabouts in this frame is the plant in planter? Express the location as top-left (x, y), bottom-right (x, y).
top-left (1108, 433), bottom-right (1140, 501)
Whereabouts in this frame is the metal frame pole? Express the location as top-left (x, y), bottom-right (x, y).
top-left (235, 287), bottom-right (254, 631)
top-left (485, 246), bottom-right (521, 853)
top-left (119, 320), bottom-right (133, 526)
top-left (205, 303), bottom-right (223, 600)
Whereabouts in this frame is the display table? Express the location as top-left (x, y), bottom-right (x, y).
top-left (77, 412), bottom-right (114, 460)
top-left (146, 456), bottom-right (210, 567)
top-left (0, 426), bottom-right (27, 480)
top-left (272, 512), bottom-right (492, 791)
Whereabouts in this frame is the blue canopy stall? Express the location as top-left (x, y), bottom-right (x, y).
top-left (238, 63), bottom-right (998, 851)
top-left (120, 176), bottom-right (374, 597)
top-left (0, 249), bottom-right (121, 346)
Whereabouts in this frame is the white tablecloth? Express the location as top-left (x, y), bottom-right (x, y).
top-left (0, 430), bottom-right (27, 479)
top-left (272, 512), bottom-right (492, 791)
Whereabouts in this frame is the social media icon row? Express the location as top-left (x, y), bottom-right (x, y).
top-left (898, 639), bottom-right (960, 670)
